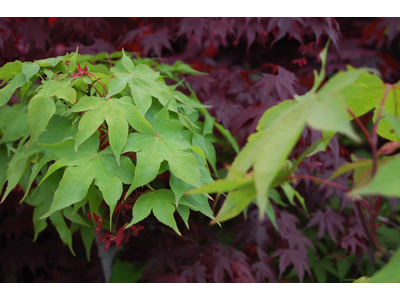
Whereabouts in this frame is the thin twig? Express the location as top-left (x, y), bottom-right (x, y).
top-left (346, 107), bottom-right (372, 146)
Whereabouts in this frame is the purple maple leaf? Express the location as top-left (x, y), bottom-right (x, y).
top-left (118, 28), bottom-right (143, 48)
top-left (176, 17), bottom-right (209, 43)
top-left (304, 17), bottom-right (341, 50)
top-left (234, 18), bottom-right (268, 52)
top-left (272, 249), bottom-right (312, 283)
top-left (180, 261), bottom-right (207, 283)
top-left (340, 235), bottom-right (366, 254)
top-left (251, 66), bottom-right (298, 101)
top-left (306, 208), bottom-right (345, 242)
top-left (207, 18), bottom-right (235, 47)
top-left (141, 27), bottom-right (173, 57)
top-left (186, 74), bottom-right (216, 97)
top-left (66, 38), bottom-right (116, 55)
top-left (267, 17), bottom-right (305, 47)
top-left (276, 211), bottom-right (300, 236)
top-left (202, 243), bottom-right (249, 283)
top-left (231, 262), bottom-right (256, 283)
top-left (231, 206), bottom-right (275, 251)
top-left (283, 230), bottom-right (315, 255)
top-left (251, 247), bottom-right (278, 282)
top-left (16, 18), bottom-right (51, 52)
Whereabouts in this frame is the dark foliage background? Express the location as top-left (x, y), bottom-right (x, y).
top-left (1, 17), bottom-right (400, 283)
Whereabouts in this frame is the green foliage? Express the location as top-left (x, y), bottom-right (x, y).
top-left (0, 49), bottom-right (227, 255)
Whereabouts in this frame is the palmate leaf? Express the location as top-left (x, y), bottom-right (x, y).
top-left (39, 134), bottom-right (135, 223)
top-left (67, 95), bottom-right (156, 165)
top-left (107, 50), bottom-right (178, 115)
top-left (127, 189), bottom-right (200, 235)
top-left (26, 79), bottom-right (76, 149)
top-left (123, 102), bottom-right (201, 198)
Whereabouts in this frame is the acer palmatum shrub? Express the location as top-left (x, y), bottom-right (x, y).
top-left (1, 17), bottom-right (400, 283)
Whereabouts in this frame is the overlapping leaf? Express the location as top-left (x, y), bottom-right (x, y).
top-left (127, 189), bottom-right (207, 235)
top-left (39, 134), bottom-right (135, 221)
top-left (123, 103), bottom-right (201, 197)
top-left (67, 95), bottom-right (156, 164)
top-left (107, 50), bottom-right (178, 115)
top-left (26, 79), bottom-right (76, 149)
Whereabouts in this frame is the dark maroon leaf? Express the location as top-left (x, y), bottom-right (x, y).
top-left (180, 261), bottom-right (207, 283)
top-left (267, 17), bottom-right (305, 47)
top-left (251, 66), bottom-right (298, 100)
top-left (207, 18), bottom-right (235, 47)
top-left (232, 207), bottom-right (274, 251)
top-left (306, 208), bottom-right (345, 242)
top-left (234, 18), bottom-right (268, 52)
top-left (340, 235), bottom-right (366, 254)
top-left (231, 262), bottom-right (256, 283)
top-left (66, 39), bottom-right (116, 55)
top-left (141, 27), bottom-right (173, 57)
top-left (16, 18), bottom-right (50, 52)
top-left (272, 249), bottom-right (312, 283)
top-left (251, 247), bottom-right (278, 283)
top-left (176, 18), bottom-right (209, 43)
top-left (202, 243), bottom-right (248, 283)
top-left (304, 17), bottom-right (341, 49)
top-left (283, 230), bottom-right (315, 255)
top-left (276, 211), bottom-right (299, 236)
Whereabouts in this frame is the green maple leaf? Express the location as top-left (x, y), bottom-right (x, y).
top-left (123, 102), bottom-right (201, 197)
top-left (67, 95), bottom-right (156, 165)
top-left (127, 189), bottom-right (197, 235)
top-left (26, 79), bottom-right (76, 149)
top-left (106, 50), bottom-right (178, 115)
top-left (0, 72), bottom-right (27, 106)
top-left (39, 134), bottom-right (135, 222)
top-left (0, 103), bottom-right (29, 145)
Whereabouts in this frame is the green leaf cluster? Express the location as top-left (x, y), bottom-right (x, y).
top-left (0, 49), bottom-right (228, 254)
